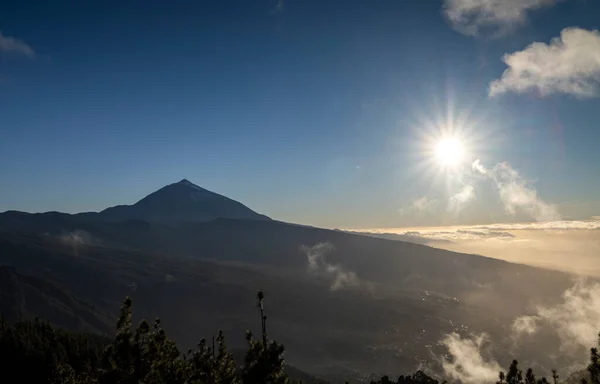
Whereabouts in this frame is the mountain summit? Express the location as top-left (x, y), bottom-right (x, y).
top-left (93, 179), bottom-right (270, 224)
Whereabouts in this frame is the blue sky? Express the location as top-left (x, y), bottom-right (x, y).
top-left (1, 0), bottom-right (600, 229)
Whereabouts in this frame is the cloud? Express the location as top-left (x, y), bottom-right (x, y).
top-left (472, 159), bottom-right (487, 175)
top-left (491, 162), bottom-right (560, 221)
top-left (412, 196), bottom-right (439, 212)
top-left (59, 230), bottom-right (90, 246)
top-left (441, 332), bottom-right (502, 384)
top-left (490, 28), bottom-right (600, 98)
top-left (513, 281), bottom-right (600, 361)
top-left (473, 220), bottom-right (600, 231)
top-left (0, 31), bottom-right (35, 57)
top-left (57, 230), bottom-right (98, 255)
top-left (471, 159), bottom-right (561, 222)
top-left (302, 242), bottom-right (360, 291)
top-left (392, 228), bottom-right (514, 242)
top-left (443, 0), bottom-right (561, 36)
top-left (343, 229), bottom-right (453, 245)
top-left (449, 185), bottom-right (475, 212)
top-left (399, 196), bottom-right (438, 216)
top-left (512, 315), bottom-right (539, 335)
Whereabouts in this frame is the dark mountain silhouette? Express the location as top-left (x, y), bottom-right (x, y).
top-left (0, 179), bottom-right (270, 227)
top-left (81, 179), bottom-right (271, 224)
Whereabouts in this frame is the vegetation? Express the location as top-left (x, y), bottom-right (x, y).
top-left (4, 291), bottom-right (600, 384)
top-left (0, 292), bottom-right (287, 384)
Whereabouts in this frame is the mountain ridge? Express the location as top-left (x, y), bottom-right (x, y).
top-left (1, 179), bottom-right (270, 226)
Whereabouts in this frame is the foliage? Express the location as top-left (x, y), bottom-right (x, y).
top-left (0, 296), bottom-right (287, 384)
top-left (7, 294), bottom-right (600, 384)
top-left (369, 370), bottom-right (441, 384)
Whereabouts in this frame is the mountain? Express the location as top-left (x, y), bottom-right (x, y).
top-left (0, 179), bottom-right (270, 227)
top-left (0, 181), bottom-right (589, 380)
top-left (84, 179), bottom-right (271, 224)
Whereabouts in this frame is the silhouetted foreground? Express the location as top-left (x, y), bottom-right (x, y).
top-left (3, 294), bottom-right (600, 384)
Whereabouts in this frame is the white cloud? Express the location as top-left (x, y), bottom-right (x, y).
top-left (0, 31), bottom-right (35, 57)
top-left (490, 28), bottom-right (600, 98)
top-left (491, 162), bottom-right (560, 221)
top-left (471, 159), bottom-right (560, 221)
top-left (473, 220), bottom-right (600, 231)
top-left (441, 333), bottom-right (502, 384)
top-left (449, 185), bottom-right (475, 212)
top-left (512, 315), bottom-right (539, 335)
top-left (302, 242), bottom-right (360, 291)
top-left (443, 0), bottom-right (561, 36)
top-left (513, 281), bottom-right (600, 362)
top-left (472, 159), bottom-right (487, 175)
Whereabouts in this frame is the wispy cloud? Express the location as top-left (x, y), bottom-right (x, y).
top-left (57, 230), bottom-right (98, 256)
top-left (513, 281), bottom-right (600, 364)
top-left (490, 28), bottom-right (600, 98)
top-left (448, 185), bottom-right (475, 213)
top-left (472, 159), bottom-right (487, 175)
top-left (441, 332), bottom-right (502, 384)
top-left (302, 242), bottom-right (360, 291)
top-left (412, 196), bottom-right (439, 212)
top-left (399, 196), bottom-right (438, 216)
top-left (492, 163), bottom-right (560, 221)
top-left (472, 160), bottom-right (560, 222)
top-left (443, 0), bottom-right (562, 36)
top-left (512, 315), bottom-right (539, 335)
top-left (0, 31), bottom-right (35, 58)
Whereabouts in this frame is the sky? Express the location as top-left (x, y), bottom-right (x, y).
top-left (1, 0), bottom-right (600, 229)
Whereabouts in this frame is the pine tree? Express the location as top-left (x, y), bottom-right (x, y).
top-left (525, 368), bottom-right (536, 384)
top-left (242, 330), bottom-right (288, 384)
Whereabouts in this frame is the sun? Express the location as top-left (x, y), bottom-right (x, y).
top-left (435, 137), bottom-right (464, 168)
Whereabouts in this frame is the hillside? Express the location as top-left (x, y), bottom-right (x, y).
top-left (0, 180), bottom-right (586, 380)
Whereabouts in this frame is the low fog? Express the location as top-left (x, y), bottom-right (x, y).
top-left (359, 220), bottom-right (600, 276)
top-left (347, 220), bottom-right (600, 381)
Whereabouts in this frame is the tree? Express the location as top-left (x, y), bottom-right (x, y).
top-left (506, 360), bottom-right (523, 384)
top-left (242, 330), bottom-right (288, 384)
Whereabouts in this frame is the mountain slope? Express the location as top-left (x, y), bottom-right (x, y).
top-left (0, 265), bottom-right (111, 334)
top-left (0, 217), bottom-right (580, 380)
top-left (0, 180), bottom-right (587, 380)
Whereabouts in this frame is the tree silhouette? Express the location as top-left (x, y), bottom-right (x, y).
top-left (9, 291), bottom-right (600, 384)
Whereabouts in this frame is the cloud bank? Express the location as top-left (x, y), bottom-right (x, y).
top-left (302, 242), bottom-right (360, 291)
top-left (0, 31), bottom-right (35, 57)
top-left (443, 0), bottom-right (562, 36)
top-left (490, 28), bottom-right (600, 98)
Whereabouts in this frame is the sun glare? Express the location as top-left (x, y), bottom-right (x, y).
top-left (435, 137), bottom-right (464, 167)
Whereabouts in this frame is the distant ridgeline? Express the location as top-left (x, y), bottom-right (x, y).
top-left (1, 292), bottom-right (599, 384)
